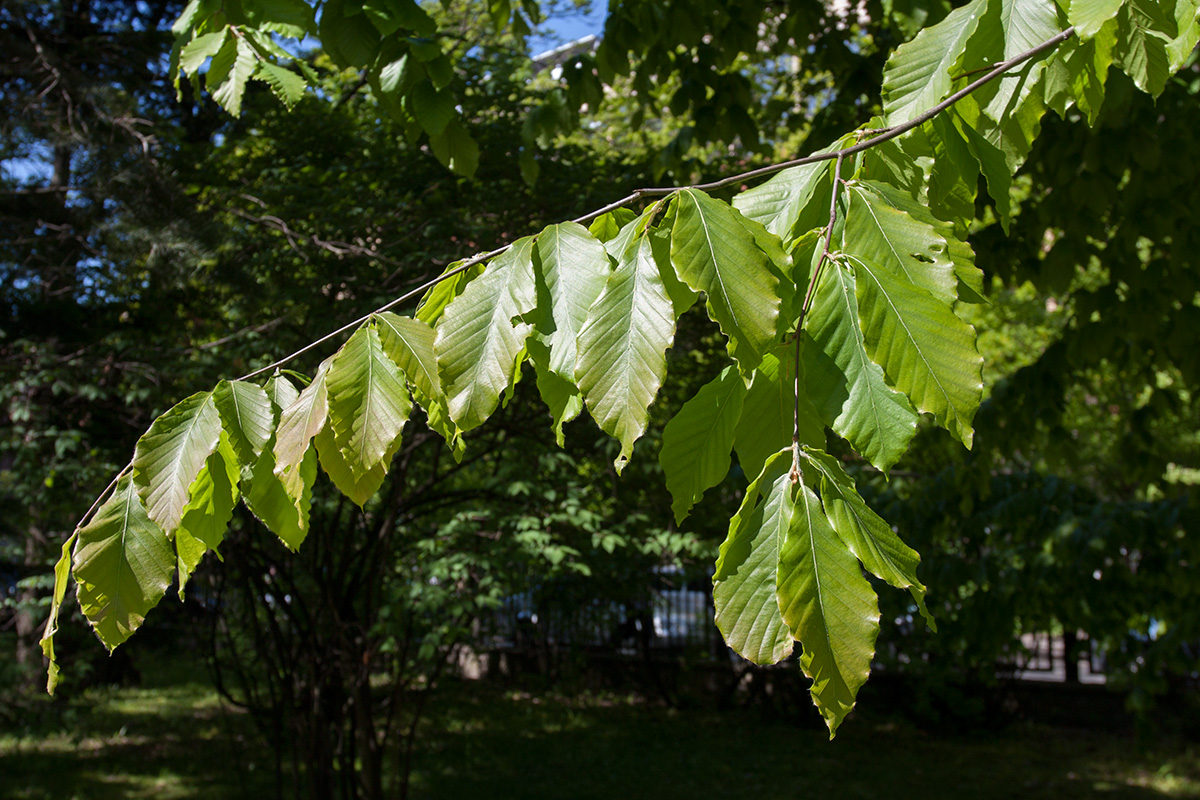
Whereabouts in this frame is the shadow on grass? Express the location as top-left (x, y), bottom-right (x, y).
top-left (3, 669), bottom-right (1197, 800)
top-left (409, 682), bottom-right (1200, 800)
top-left (0, 681), bottom-right (277, 800)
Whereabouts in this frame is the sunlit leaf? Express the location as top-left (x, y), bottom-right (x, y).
top-left (73, 477), bottom-right (175, 651)
top-left (576, 218), bottom-right (676, 472)
top-left (274, 360), bottom-right (330, 496)
top-left (327, 324), bottom-right (411, 480)
top-left (314, 424), bottom-right (401, 507)
top-left (533, 222), bottom-right (611, 383)
top-left (245, 373), bottom-right (314, 551)
top-left (437, 237), bottom-right (538, 432)
top-left (778, 478), bottom-right (879, 738)
top-left (40, 529), bottom-right (79, 694)
top-left (175, 435), bottom-right (240, 594)
top-left (882, 0), bottom-right (986, 125)
top-left (803, 257), bottom-right (918, 473)
top-left (799, 447), bottom-right (933, 628)
top-left (133, 391), bottom-right (222, 535)
top-left (213, 379), bottom-right (273, 469)
top-left (842, 184), bottom-right (983, 447)
top-left (713, 451), bottom-right (795, 665)
top-left (671, 188), bottom-right (780, 371)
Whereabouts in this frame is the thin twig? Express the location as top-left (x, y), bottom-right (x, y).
top-left (71, 463), bottom-right (131, 534)
top-left (792, 151), bottom-right (845, 485)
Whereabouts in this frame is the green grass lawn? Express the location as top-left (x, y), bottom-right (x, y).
top-left (0, 659), bottom-right (276, 800)
top-left (3, 670), bottom-right (1197, 800)
top-left (410, 683), bottom-right (1200, 800)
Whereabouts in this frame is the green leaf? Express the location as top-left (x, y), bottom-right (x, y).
top-left (429, 118), bottom-right (480, 178)
top-left (778, 478), bottom-right (880, 738)
top-left (660, 365), bottom-right (747, 525)
top-left (712, 451), bottom-right (795, 665)
top-left (179, 29), bottom-right (228, 77)
top-left (951, 0), bottom-right (1061, 174)
top-left (133, 391), bottom-right (223, 535)
top-left (882, 0), bottom-right (986, 126)
top-left (533, 222), bottom-right (612, 383)
top-left (210, 36), bottom-right (259, 117)
top-left (1113, 0), bottom-right (1176, 95)
top-left (576, 219), bottom-right (676, 472)
top-left (415, 261), bottom-right (485, 326)
top-left (1068, 0), bottom-right (1124, 39)
top-left (528, 339), bottom-right (583, 446)
top-left (213, 379), bottom-right (273, 469)
top-left (923, 114), bottom-right (980, 227)
top-left (172, 0), bottom-right (212, 36)
top-left (732, 155), bottom-right (836, 248)
top-left (375, 313), bottom-right (441, 400)
top-left (314, 424), bottom-right (400, 507)
top-left (671, 188), bottom-right (781, 372)
top-left (844, 181), bottom-right (960, 305)
top-left (950, 108), bottom-right (1013, 231)
top-left (176, 436), bottom-right (240, 594)
top-left (374, 313), bottom-right (462, 458)
top-left (734, 349), bottom-right (825, 484)
top-left (255, 61), bottom-right (307, 108)
top-left (859, 180), bottom-right (984, 305)
top-left (1051, 21), bottom-right (1116, 126)
top-left (843, 185), bottom-right (983, 448)
top-left (244, 375), bottom-right (314, 550)
top-left (436, 237), bottom-right (538, 432)
top-left (1168, 0), bottom-right (1200, 70)
top-left (364, 0), bottom-right (436, 35)
top-left (804, 257), bottom-right (918, 473)
top-left (326, 324), bottom-right (411, 480)
top-left (274, 360), bottom-right (331, 497)
top-left (799, 447), bottom-right (933, 628)
top-left (588, 209), bottom-right (636, 243)
top-left (40, 529), bottom-right (79, 694)
top-left (319, 0), bottom-right (381, 68)
top-left (411, 79), bottom-right (455, 137)
top-left (73, 477), bottom-right (175, 651)
top-left (245, 0), bottom-right (317, 37)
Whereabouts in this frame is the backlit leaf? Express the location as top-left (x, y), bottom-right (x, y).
top-left (273, 359), bottom-right (333, 523)
top-left (175, 435), bottom-right (240, 593)
top-left (842, 184), bottom-right (983, 446)
top-left (533, 222), bottom-right (611, 383)
top-left (73, 477), bottom-right (174, 651)
top-left (576, 218), bottom-right (676, 472)
top-left (133, 391), bottom-right (222, 535)
top-left (671, 188), bottom-right (780, 371)
top-left (799, 447), bottom-right (933, 627)
top-left (314, 424), bottom-right (401, 507)
top-left (415, 261), bottom-right (485, 327)
top-left (882, 0), bottom-right (986, 126)
top-left (803, 257), bottom-right (918, 473)
top-left (245, 374), bottom-right (314, 550)
top-left (437, 237), bottom-right (538, 432)
top-left (41, 529), bottom-right (79, 694)
top-left (326, 324), bottom-right (411, 480)
top-left (778, 478), bottom-right (879, 737)
top-left (713, 451), bottom-right (795, 665)
top-left (213, 379), bottom-right (273, 469)
top-left (661, 365), bottom-right (747, 525)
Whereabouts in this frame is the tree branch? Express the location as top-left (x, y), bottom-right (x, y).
top-left (235, 25), bottom-right (1076, 383)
